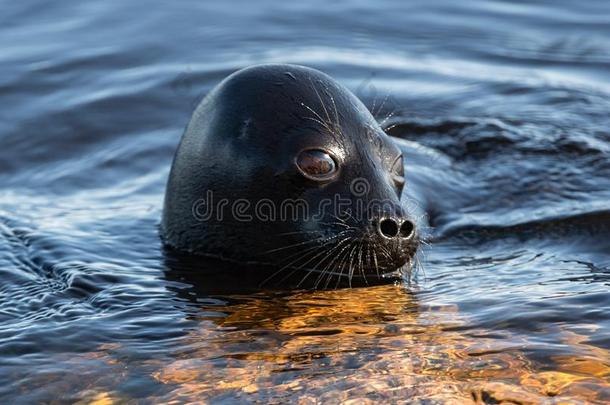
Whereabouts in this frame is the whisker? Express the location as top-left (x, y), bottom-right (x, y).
top-left (333, 241), bottom-right (356, 289)
top-left (259, 229), bottom-right (354, 286)
top-left (310, 78), bottom-right (334, 131)
top-left (329, 213), bottom-right (350, 226)
top-left (298, 237), bottom-right (350, 289)
top-left (373, 247), bottom-right (380, 279)
top-left (316, 237), bottom-right (355, 288)
top-left (415, 250), bottom-right (427, 281)
top-left (375, 93), bottom-right (390, 118)
top-left (365, 242), bottom-right (372, 274)
top-left (346, 243), bottom-right (359, 288)
top-left (384, 123), bottom-right (398, 132)
top-left (259, 242), bottom-right (330, 287)
top-left (320, 238), bottom-right (354, 289)
top-left (370, 92), bottom-right (378, 117)
top-left (301, 103), bottom-right (334, 135)
top-left (328, 92), bottom-right (342, 135)
top-left (271, 229), bottom-right (353, 265)
top-left (277, 238), bottom-right (347, 286)
top-left (273, 240), bottom-right (332, 266)
top-left (262, 232), bottom-right (338, 255)
top-left (303, 116), bottom-right (333, 132)
top-left (338, 210), bottom-right (359, 226)
top-left (318, 221), bottom-right (350, 229)
top-left (357, 241), bottom-right (368, 286)
top-left (277, 230), bottom-right (325, 237)
top-left (377, 243), bottom-right (394, 262)
top-left (380, 110), bottom-right (397, 126)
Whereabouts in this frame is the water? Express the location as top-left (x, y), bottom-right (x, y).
top-left (1, 0), bottom-right (610, 402)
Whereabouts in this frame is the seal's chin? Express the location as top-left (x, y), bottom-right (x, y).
top-left (319, 266), bottom-right (407, 282)
top-left (277, 265), bottom-right (408, 290)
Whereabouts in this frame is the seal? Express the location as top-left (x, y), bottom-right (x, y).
top-left (161, 64), bottom-right (418, 288)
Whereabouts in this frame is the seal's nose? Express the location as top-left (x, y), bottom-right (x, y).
top-left (377, 217), bottom-right (415, 240)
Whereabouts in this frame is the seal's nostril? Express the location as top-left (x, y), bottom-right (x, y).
top-left (399, 220), bottom-right (415, 238)
top-left (379, 218), bottom-right (399, 238)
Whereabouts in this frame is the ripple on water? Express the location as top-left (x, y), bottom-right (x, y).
top-left (1, 0), bottom-right (610, 402)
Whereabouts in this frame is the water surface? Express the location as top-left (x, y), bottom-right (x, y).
top-left (1, 0), bottom-right (609, 403)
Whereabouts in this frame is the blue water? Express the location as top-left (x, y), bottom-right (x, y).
top-left (1, 1), bottom-right (609, 402)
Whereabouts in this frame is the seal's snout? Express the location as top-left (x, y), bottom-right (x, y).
top-left (368, 214), bottom-right (418, 271)
top-left (377, 217), bottom-right (415, 240)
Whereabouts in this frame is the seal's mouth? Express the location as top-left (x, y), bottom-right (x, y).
top-left (267, 265), bottom-right (408, 289)
top-left (324, 267), bottom-right (405, 283)
top-left (259, 251), bottom-right (416, 289)
top-left (259, 223), bottom-right (419, 289)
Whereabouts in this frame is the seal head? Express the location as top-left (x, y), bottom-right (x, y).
top-left (162, 64), bottom-right (418, 287)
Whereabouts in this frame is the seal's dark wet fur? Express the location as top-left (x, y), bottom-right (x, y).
top-left (162, 64), bottom-right (418, 288)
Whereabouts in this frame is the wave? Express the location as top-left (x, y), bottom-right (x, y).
top-left (435, 209), bottom-right (610, 241)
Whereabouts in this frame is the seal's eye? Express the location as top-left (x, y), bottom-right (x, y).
top-left (391, 155), bottom-right (405, 187)
top-left (296, 149), bottom-right (338, 181)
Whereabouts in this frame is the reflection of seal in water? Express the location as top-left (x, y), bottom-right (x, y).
top-left (161, 64), bottom-right (418, 288)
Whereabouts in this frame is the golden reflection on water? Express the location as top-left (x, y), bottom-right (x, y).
top-left (71, 285), bottom-right (609, 403)
top-left (146, 285), bottom-right (610, 404)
